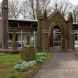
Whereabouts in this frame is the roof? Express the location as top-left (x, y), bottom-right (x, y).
top-left (8, 18), bottom-right (38, 23)
top-left (0, 17), bottom-right (38, 23)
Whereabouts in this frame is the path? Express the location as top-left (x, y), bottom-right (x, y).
top-left (33, 52), bottom-right (78, 78)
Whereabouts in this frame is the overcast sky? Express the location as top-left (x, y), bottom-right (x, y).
top-left (69, 0), bottom-right (78, 5)
top-left (0, 0), bottom-right (78, 6)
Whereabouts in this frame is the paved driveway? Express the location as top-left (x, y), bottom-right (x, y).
top-left (33, 52), bottom-right (78, 78)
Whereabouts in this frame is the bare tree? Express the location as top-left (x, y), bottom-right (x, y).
top-left (36, 0), bottom-right (51, 18)
top-left (21, 0), bottom-right (51, 20)
top-left (1, 0), bottom-right (73, 20)
top-left (8, 0), bottom-right (21, 19)
top-left (23, 0), bottom-right (72, 19)
top-left (51, 0), bottom-right (72, 16)
top-left (72, 5), bottom-right (78, 24)
top-left (73, 6), bottom-right (78, 19)
top-left (29, 0), bottom-right (36, 19)
top-left (0, 1), bottom-right (2, 17)
top-left (19, 0), bottom-right (33, 19)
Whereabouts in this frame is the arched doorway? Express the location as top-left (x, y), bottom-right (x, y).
top-left (53, 26), bottom-right (62, 48)
top-left (48, 26), bottom-right (63, 51)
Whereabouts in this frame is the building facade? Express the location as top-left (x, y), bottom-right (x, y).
top-left (1, 0), bottom-right (37, 49)
top-left (8, 19), bottom-right (37, 49)
top-left (0, 19), bottom-right (37, 49)
top-left (1, 0), bottom-right (78, 52)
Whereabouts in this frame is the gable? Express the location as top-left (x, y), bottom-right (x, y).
top-left (48, 12), bottom-right (66, 25)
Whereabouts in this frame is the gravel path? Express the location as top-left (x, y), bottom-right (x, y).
top-left (33, 52), bottom-right (78, 78)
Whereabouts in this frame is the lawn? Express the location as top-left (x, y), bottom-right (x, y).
top-left (0, 52), bottom-right (52, 78)
top-left (0, 53), bottom-right (24, 78)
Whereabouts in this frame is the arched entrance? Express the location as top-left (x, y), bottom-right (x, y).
top-left (53, 26), bottom-right (62, 48)
top-left (48, 26), bottom-right (64, 51)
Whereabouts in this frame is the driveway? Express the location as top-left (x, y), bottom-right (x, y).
top-left (33, 52), bottom-right (78, 78)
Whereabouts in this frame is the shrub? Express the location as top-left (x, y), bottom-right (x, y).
top-left (15, 52), bottom-right (47, 71)
top-left (14, 60), bottom-right (36, 71)
top-left (34, 52), bottom-right (47, 64)
top-left (35, 52), bottom-right (47, 57)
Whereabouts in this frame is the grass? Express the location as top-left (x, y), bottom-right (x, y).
top-left (0, 53), bottom-right (24, 78)
top-left (0, 53), bottom-right (20, 64)
top-left (0, 52), bottom-right (52, 78)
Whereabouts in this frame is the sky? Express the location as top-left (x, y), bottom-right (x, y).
top-left (0, 0), bottom-right (78, 6)
top-left (69, 0), bottom-right (78, 5)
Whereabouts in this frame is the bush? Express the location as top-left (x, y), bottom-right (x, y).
top-left (15, 52), bottom-right (47, 72)
top-left (35, 52), bottom-right (47, 57)
top-left (14, 60), bottom-right (36, 71)
top-left (34, 52), bottom-right (47, 64)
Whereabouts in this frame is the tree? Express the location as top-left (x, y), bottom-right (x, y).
top-left (36, 0), bottom-right (51, 19)
top-left (21, 0), bottom-right (51, 20)
top-left (51, 0), bottom-right (73, 16)
top-left (22, 0), bottom-right (72, 19)
top-left (73, 6), bottom-right (78, 20)
top-left (19, 0), bottom-right (33, 19)
top-left (8, 0), bottom-right (21, 19)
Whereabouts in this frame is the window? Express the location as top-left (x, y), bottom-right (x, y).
top-left (74, 33), bottom-right (78, 47)
top-left (9, 33), bottom-right (12, 41)
top-left (74, 33), bottom-right (78, 40)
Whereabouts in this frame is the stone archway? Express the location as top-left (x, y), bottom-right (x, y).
top-left (37, 12), bottom-right (74, 52)
top-left (48, 25), bottom-right (65, 50)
